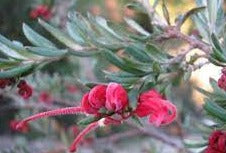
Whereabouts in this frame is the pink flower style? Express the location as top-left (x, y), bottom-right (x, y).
top-left (134, 89), bottom-right (177, 127)
top-left (16, 83), bottom-right (177, 152)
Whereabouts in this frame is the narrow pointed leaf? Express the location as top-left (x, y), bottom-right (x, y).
top-left (124, 18), bottom-right (150, 36)
top-left (146, 43), bottom-right (168, 63)
top-left (0, 64), bottom-right (35, 78)
top-left (23, 23), bottom-right (55, 48)
top-left (38, 19), bottom-right (83, 51)
top-left (26, 47), bottom-right (68, 57)
top-left (0, 41), bottom-right (27, 60)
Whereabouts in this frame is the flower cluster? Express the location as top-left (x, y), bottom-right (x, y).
top-left (134, 89), bottom-right (177, 127)
top-left (29, 5), bottom-right (52, 20)
top-left (15, 82), bottom-right (177, 152)
top-left (0, 79), bottom-right (32, 99)
top-left (205, 130), bottom-right (226, 153)
top-left (218, 68), bottom-right (226, 91)
top-left (0, 78), bottom-right (15, 89)
top-left (17, 80), bottom-right (33, 100)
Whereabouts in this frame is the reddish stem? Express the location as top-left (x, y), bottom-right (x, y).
top-left (16, 107), bottom-right (84, 130)
top-left (69, 121), bottom-right (99, 152)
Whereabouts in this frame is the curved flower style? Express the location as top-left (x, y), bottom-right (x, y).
top-left (205, 130), bottom-right (226, 153)
top-left (135, 89), bottom-right (177, 127)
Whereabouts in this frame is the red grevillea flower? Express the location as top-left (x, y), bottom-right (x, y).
top-left (218, 68), bottom-right (226, 91)
top-left (205, 130), bottom-right (226, 153)
top-left (39, 91), bottom-right (53, 104)
top-left (30, 5), bottom-right (52, 20)
top-left (105, 83), bottom-right (129, 112)
top-left (17, 80), bottom-right (33, 99)
top-left (134, 89), bottom-right (177, 127)
top-left (15, 82), bottom-right (129, 152)
top-left (81, 93), bottom-right (99, 114)
top-left (88, 85), bottom-right (107, 109)
top-left (10, 120), bottom-right (29, 133)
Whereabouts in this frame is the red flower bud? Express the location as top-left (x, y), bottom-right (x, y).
top-left (29, 5), bottom-right (52, 20)
top-left (135, 89), bottom-right (177, 127)
top-left (88, 85), bottom-right (107, 109)
top-left (0, 79), bottom-right (14, 89)
top-left (105, 83), bottom-right (129, 112)
top-left (81, 93), bottom-right (99, 114)
top-left (218, 69), bottom-right (226, 91)
top-left (206, 130), bottom-right (226, 153)
top-left (17, 81), bottom-right (33, 100)
top-left (39, 91), bottom-right (53, 104)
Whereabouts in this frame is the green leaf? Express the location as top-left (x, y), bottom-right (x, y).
top-left (126, 2), bottom-right (146, 13)
top-left (184, 139), bottom-right (208, 148)
top-left (204, 100), bottom-right (226, 122)
top-left (103, 49), bottom-right (145, 74)
top-left (211, 48), bottom-right (226, 63)
top-left (122, 57), bottom-right (152, 72)
top-left (124, 18), bottom-right (150, 36)
top-left (207, 0), bottom-right (217, 31)
top-left (128, 87), bottom-right (140, 109)
top-left (26, 47), bottom-right (68, 57)
top-left (162, 0), bottom-right (170, 25)
top-left (211, 33), bottom-right (223, 53)
top-left (66, 22), bottom-right (86, 45)
top-left (0, 34), bottom-right (24, 51)
top-left (0, 64), bottom-right (35, 79)
top-left (195, 86), bottom-right (213, 97)
top-left (124, 44), bottom-right (151, 63)
top-left (78, 116), bottom-right (100, 126)
top-left (131, 115), bottom-right (143, 127)
top-left (105, 74), bottom-right (139, 84)
top-left (176, 6), bottom-right (206, 27)
top-left (38, 19), bottom-right (83, 51)
top-left (0, 41), bottom-right (27, 60)
top-left (95, 16), bottom-right (124, 41)
top-left (0, 58), bottom-right (20, 69)
top-left (23, 23), bottom-right (55, 48)
top-left (146, 43), bottom-right (168, 63)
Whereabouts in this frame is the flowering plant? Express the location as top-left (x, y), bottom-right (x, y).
top-left (0, 0), bottom-right (225, 152)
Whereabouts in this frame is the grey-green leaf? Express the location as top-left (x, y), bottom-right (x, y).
top-left (23, 23), bottom-right (55, 48)
top-left (26, 47), bottom-right (68, 57)
top-left (0, 64), bottom-right (35, 79)
top-left (38, 19), bottom-right (83, 51)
